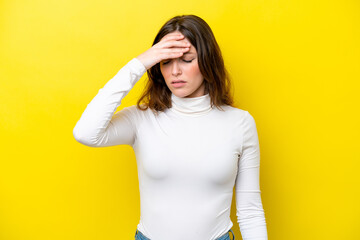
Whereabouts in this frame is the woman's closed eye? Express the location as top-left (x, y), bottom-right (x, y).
top-left (162, 59), bottom-right (194, 65)
top-left (182, 59), bottom-right (193, 63)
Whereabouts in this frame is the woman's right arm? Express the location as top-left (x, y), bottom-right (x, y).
top-left (73, 32), bottom-right (191, 147)
top-left (72, 58), bottom-right (146, 147)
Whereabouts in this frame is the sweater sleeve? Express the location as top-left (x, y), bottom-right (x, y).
top-left (72, 57), bottom-right (147, 147)
top-left (235, 111), bottom-right (268, 239)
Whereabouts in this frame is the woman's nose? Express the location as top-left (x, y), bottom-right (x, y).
top-left (171, 61), bottom-right (182, 76)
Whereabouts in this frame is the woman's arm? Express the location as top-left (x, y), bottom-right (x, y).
top-left (73, 32), bottom-right (191, 147)
top-left (235, 111), bottom-right (268, 239)
top-left (72, 58), bottom-right (146, 147)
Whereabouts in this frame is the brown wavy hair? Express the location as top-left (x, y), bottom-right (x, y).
top-left (136, 14), bottom-right (235, 114)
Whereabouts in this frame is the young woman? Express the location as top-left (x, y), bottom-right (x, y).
top-left (73, 14), bottom-right (268, 240)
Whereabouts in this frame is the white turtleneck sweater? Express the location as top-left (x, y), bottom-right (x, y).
top-left (73, 58), bottom-right (268, 240)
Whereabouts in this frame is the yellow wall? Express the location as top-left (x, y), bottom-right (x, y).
top-left (1, 0), bottom-right (359, 239)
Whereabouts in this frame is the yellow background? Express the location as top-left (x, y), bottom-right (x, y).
top-left (1, 0), bottom-right (359, 239)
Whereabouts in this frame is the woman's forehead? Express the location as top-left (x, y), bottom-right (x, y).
top-left (186, 43), bottom-right (197, 53)
top-left (184, 50), bottom-right (196, 55)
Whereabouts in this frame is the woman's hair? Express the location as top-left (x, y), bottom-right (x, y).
top-left (136, 14), bottom-right (235, 114)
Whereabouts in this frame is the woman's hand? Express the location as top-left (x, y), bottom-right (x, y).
top-left (136, 32), bottom-right (191, 70)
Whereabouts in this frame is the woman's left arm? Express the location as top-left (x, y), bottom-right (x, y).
top-left (235, 111), bottom-right (268, 240)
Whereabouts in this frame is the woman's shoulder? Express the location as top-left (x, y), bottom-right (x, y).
top-left (122, 103), bottom-right (150, 115)
top-left (122, 103), bottom-right (160, 119)
top-left (217, 104), bottom-right (248, 116)
top-left (217, 105), bottom-right (257, 124)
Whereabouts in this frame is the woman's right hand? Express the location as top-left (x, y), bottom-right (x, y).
top-left (136, 32), bottom-right (191, 70)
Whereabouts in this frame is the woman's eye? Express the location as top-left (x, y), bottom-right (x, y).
top-left (162, 59), bottom-right (193, 65)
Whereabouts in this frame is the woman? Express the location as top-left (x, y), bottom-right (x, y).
top-left (73, 14), bottom-right (268, 240)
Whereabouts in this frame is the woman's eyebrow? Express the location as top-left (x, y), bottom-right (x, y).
top-left (183, 52), bottom-right (195, 55)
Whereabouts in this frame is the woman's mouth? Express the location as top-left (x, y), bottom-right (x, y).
top-left (171, 80), bottom-right (187, 88)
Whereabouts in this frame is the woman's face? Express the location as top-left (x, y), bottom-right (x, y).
top-left (160, 31), bottom-right (205, 98)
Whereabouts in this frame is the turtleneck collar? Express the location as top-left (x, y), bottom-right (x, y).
top-left (170, 93), bottom-right (213, 116)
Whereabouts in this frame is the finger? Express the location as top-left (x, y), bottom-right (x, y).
top-left (160, 39), bottom-right (191, 49)
top-left (159, 33), bottom-right (184, 42)
top-left (164, 51), bottom-right (184, 59)
top-left (160, 47), bottom-right (190, 54)
top-left (159, 48), bottom-right (189, 59)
